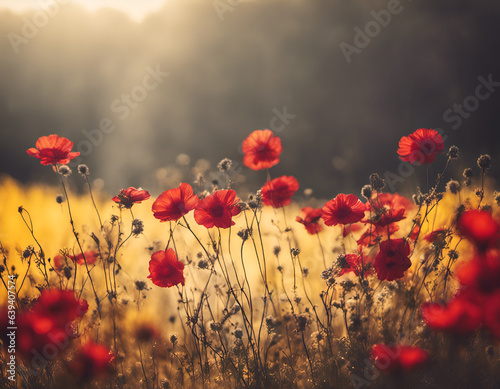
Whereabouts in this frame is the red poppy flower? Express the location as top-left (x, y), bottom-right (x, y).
top-left (397, 128), bottom-right (444, 165)
top-left (408, 224), bottom-right (420, 241)
top-left (423, 229), bottom-right (447, 243)
top-left (339, 253), bottom-right (373, 277)
top-left (457, 210), bottom-right (500, 250)
top-left (53, 251), bottom-right (98, 274)
top-left (194, 189), bottom-right (241, 229)
top-left (70, 341), bottom-right (115, 381)
top-left (152, 183), bottom-right (200, 222)
top-left (242, 129), bottom-right (283, 170)
top-left (374, 238), bottom-right (411, 281)
top-left (322, 194), bottom-right (365, 226)
top-left (261, 176), bottom-right (299, 208)
top-left (33, 289), bottom-right (88, 329)
top-left (15, 311), bottom-right (68, 360)
top-left (27, 134), bottom-right (80, 165)
top-left (483, 291), bottom-right (500, 338)
top-left (112, 187), bottom-right (150, 209)
top-left (371, 344), bottom-right (428, 372)
top-left (421, 292), bottom-right (483, 336)
top-left (357, 223), bottom-right (399, 247)
top-left (369, 208), bottom-right (406, 228)
top-left (296, 207), bottom-right (323, 234)
top-left (366, 193), bottom-right (414, 212)
top-left (147, 248), bottom-right (185, 288)
top-left (70, 251), bottom-right (98, 266)
top-left (456, 250), bottom-right (500, 293)
top-left (14, 289), bottom-right (88, 360)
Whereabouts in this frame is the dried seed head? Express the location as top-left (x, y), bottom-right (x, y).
top-left (169, 334), bottom-right (178, 345)
top-left (447, 145), bottom-right (460, 159)
top-left (78, 164), bottom-right (89, 176)
top-left (463, 168), bottom-right (473, 178)
top-left (135, 280), bottom-right (148, 291)
top-left (445, 180), bottom-right (460, 194)
top-left (234, 328), bottom-right (243, 339)
top-left (58, 165), bottom-right (71, 176)
top-left (217, 158), bottom-right (233, 172)
top-left (369, 173), bottom-right (386, 191)
top-left (477, 154), bottom-right (492, 171)
top-left (447, 249), bottom-right (459, 260)
top-left (494, 191), bottom-right (500, 206)
top-left (56, 194), bottom-right (64, 204)
top-left (361, 185), bottom-right (373, 200)
top-left (131, 219), bottom-right (144, 236)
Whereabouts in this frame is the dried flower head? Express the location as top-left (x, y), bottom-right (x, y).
top-left (58, 165), bottom-right (72, 176)
top-left (78, 164), bottom-right (89, 176)
top-left (463, 168), bottom-right (473, 178)
top-left (234, 328), bottom-right (243, 339)
top-left (369, 173), bottom-right (386, 191)
top-left (135, 280), bottom-right (148, 291)
top-left (217, 158), bottom-right (233, 172)
top-left (447, 145), bottom-right (460, 159)
top-left (361, 184), bottom-right (373, 200)
top-left (131, 219), bottom-right (144, 236)
top-left (55, 194), bottom-right (64, 204)
top-left (446, 180), bottom-right (460, 194)
top-left (477, 154), bottom-right (492, 171)
top-left (494, 191), bottom-right (500, 206)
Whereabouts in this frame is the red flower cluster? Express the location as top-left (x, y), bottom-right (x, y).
top-left (242, 129), bottom-right (282, 170)
top-left (296, 207), bottom-right (323, 234)
top-left (261, 176), bottom-right (299, 208)
top-left (422, 212), bottom-right (500, 338)
top-left (322, 194), bottom-right (365, 226)
top-left (374, 238), bottom-right (411, 281)
top-left (397, 128), bottom-right (444, 165)
top-left (371, 344), bottom-right (428, 372)
top-left (194, 189), bottom-right (241, 229)
top-left (27, 134), bottom-right (80, 165)
top-left (11, 289), bottom-right (88, 360)
top-left (152, 183), bottom-right (199, 222)
top-left (421, 290), bottom-right (483, 336)
top-left (112, 187), bottom-right (150, 209)
top-left (148, 248), bottom-right (185, 288)
top-left (69, 341), bottom-right (114, 382)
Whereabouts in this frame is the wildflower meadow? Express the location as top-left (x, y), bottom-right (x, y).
top-left (1, 128), bottom-right (500, 389)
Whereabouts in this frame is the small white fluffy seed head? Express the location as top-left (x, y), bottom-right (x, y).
top-left (58, 165), bottom-right (72, 176)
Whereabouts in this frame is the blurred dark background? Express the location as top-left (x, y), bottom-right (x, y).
top-left (1, 0), bottom-right (499, 198)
